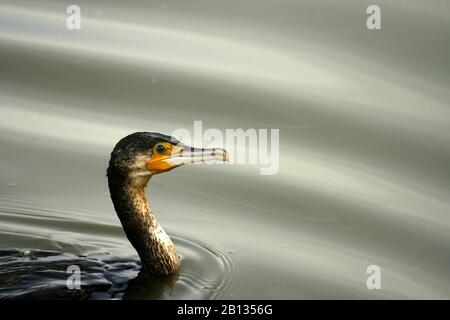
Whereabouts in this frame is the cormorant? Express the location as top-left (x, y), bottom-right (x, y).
top-left (107, 132), bottom-right (228, 276)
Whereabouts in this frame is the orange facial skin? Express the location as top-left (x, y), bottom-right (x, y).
top-left (146, 143), bottom-right (182, 173)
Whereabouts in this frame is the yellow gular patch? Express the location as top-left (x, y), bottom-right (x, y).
top-left (146, 143), bottom-right (176, 173)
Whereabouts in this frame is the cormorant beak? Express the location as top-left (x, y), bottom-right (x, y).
top-left (146, 144), bottom-right (229, 174)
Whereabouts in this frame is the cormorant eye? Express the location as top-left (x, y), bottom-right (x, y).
top-left (155, 144), bottom-right (166, 154)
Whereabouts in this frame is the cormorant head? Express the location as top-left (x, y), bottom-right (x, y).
top-left (107, 132), bottom-right (228, 186)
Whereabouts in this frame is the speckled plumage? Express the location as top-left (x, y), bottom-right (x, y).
top-left (107, 132), bottom-right (181, 276)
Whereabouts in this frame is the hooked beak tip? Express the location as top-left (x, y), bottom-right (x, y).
top-left (213, 148), bottom-right (229, 162)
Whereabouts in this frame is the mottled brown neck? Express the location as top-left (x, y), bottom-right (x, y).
top-left (109, 177), bottom-right (180, 276)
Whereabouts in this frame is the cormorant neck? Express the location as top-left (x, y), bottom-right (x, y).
top-left (108, 174), bottom-right (180, 276)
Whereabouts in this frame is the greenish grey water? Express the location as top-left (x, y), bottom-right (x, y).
top-left (0, 0), bottom-right (449, 299)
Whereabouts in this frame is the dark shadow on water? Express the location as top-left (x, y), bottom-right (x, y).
top-left (122, 272), bottom-right (179, 300)
top-left (0, 249), bottom-right (179, 300)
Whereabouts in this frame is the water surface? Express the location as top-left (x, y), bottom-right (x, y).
top-left (0, 0), bottom-right (449, 299)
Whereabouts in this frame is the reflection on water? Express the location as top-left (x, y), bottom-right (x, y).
top-left (0, 236), bottom-right (235, 299)
top-left (0, 0), bottom-right (449, 299)
top-left (0, 249), bottom-right (139, 299)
